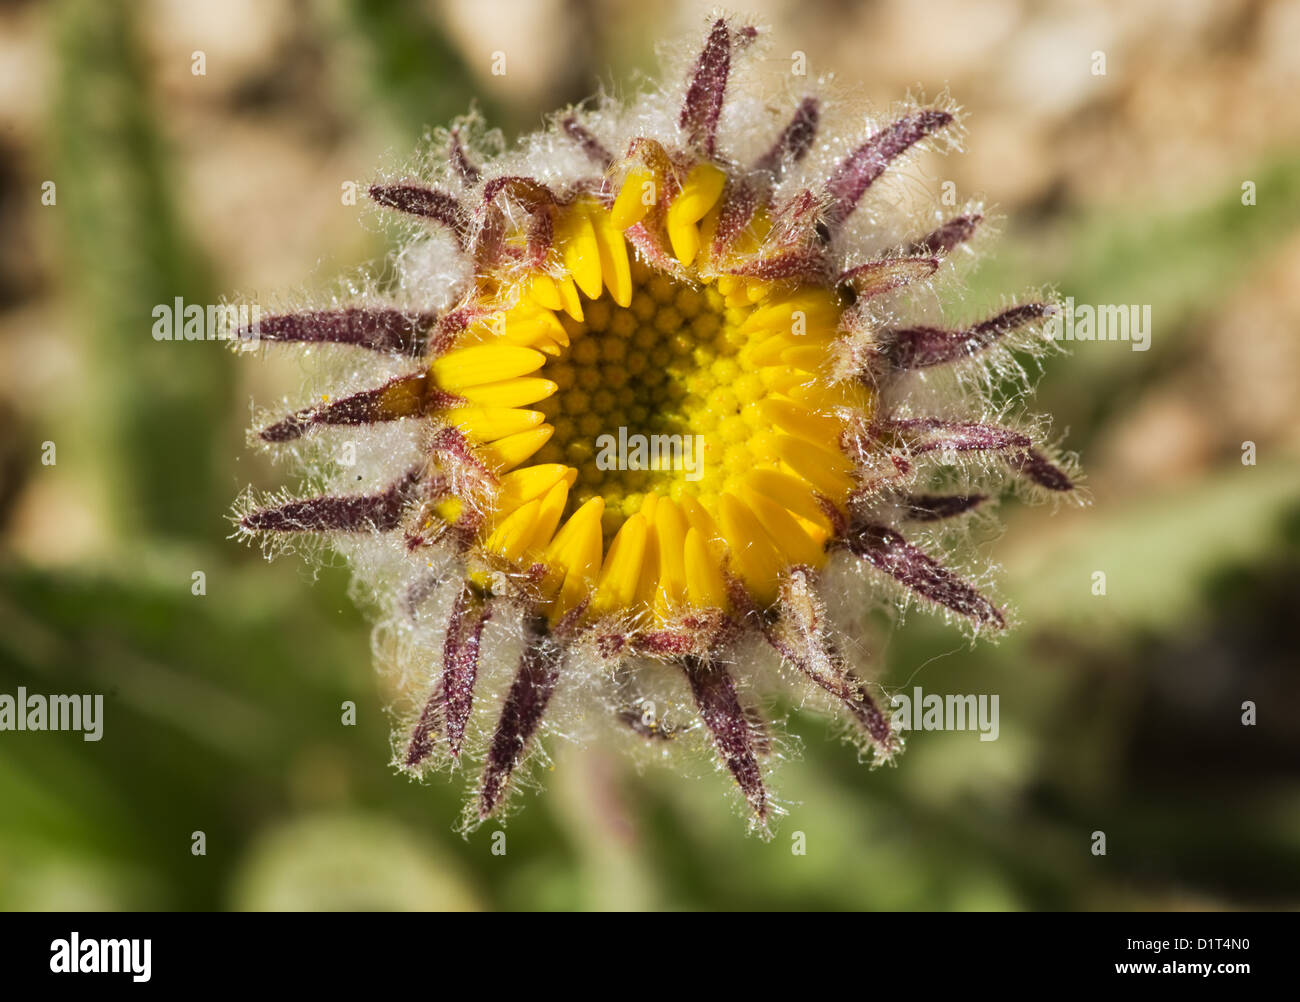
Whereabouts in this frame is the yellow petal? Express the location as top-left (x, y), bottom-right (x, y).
top-left (610, 167), bottom-right (655, 230)
top-left (760, 397), bottom-right (842, 443)
top-left (560, 208), bottom-right (604, 300)
top-left (738, 485), bottom-right (823, 568)
top-left (684, 527), bottom-right (727, 609)
top-left (716, 275), bottom-right (742, 296)
top-left (751, 331), bottom-right (832, 366)
top-left (717, 492), bottom-right (783, 605)
top-left (494, 464), bottom-right (574, 521)
top-left (758, 365), bottom-right (807, 395)
top-left (592, 513), bottom-right (648, 615)
top-left (499, 305), bottom-right (568, 347)
top-left (591, 209), bottom-right (633, 308)
top-left (556, 274), bottom-right (584, 322)
top-left (485, 498), bottom-right (542, 561)
top-left (653, 499), bottom-right (688, 611)
top-left (775, 435), bottom-right (856, 497)
top-left (524, 478), bottom-right (570, 553)
top-left (545, 495), bottom-right (605, 563)
top-left (547, 498), bottom-right (605, 621)
top-left (792, 512), bottom-right (831, 549)
top-left (678, 494), bottom-right (725, 560)
top-left (478, 425), bottom-right (554, 472)
top-left (739, 293), bottom-right (838, 336)
top-left (788, 379), bottom-right (873, 417)
top-left (724, 287), bottom-right (751, 310)
top-left (431, 344), bottom-right (546, 389)
top-left (666, 164), bottom-right (725, 267)
top-left (448, 407), bottom-right (545, 443)
top-left (743, 468), bottom-right (833, 529)
top-left (457, 377), bottom-right (558, 407)
top-left (634, 507), bottom-right (662, 609)
top-left (780, 343), bottom-right (832, 373)
top-left (667, 217), bottom-right (701, 268)
top-left (670, 164), bottom-right (726, 220)
top-left (528, 273), bottom-right (564, 311)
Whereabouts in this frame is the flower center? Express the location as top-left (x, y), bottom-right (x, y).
top-left (429, 181), bottom-right (872, 620)
top-left (533, 259), bottom-right (794, 538)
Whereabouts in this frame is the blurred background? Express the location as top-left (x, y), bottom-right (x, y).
top-left (1, 0), bottom-right (1299, 911)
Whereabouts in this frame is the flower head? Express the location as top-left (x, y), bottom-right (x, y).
top-left (235, 15), bottom-right (1078, 834)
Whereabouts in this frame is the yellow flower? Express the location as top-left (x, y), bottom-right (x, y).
top-left (434, 179), bottom-right (865, 625)
top-left (236, 15), bottom-right (1077, 834)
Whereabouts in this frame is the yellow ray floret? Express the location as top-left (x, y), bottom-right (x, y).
top-left (431, 344), bottom-right (547, 389)
top-left (592, 513), bottom-right (648, 616)
top-left (556, 274), bottom-right (584, 322)
top-left (558, 207), bottom-right (604, 300)
top-left (491, 464), bottom-right (575, 523)
top-left (610, 167), bottom-right (655, 230)
top-left (478, 425), bottom-right (554, 473)
top-left (447, 407), bottom-right (545, 442)
top-left (737, 485), bottom-right (823, 569)
top-left (683, 526), bottom-right (727, 608)
top-left (544, 496), bottom-right (605, 621)
top-left (455, 377), bottom-right (558, 408)
top-left (652, 499), bottom-right (688, 614)
top-left (590, 208), bottom-right (633, 307)
top-left (717, 492), bottom-right (785, 605)
top-left (665, 164), bottom-right (726, 266)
